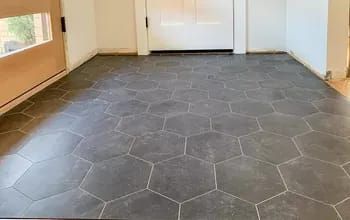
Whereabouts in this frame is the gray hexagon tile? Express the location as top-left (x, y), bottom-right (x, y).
top-left (295, 132), bottom-right (350, 165)
top-left (246, 88), bottom-right (285, 102)
top-left (29, 89), bottom-right (66, 102)
top-left (305, 113), bottom-right (350, 137)
top-left (231, 100), bottom-right (274, 117)
top-left (117, 113), bottom-right (164, 136)
top-left (130, 131), bottom-right (185, 163)
top-left (191, 79), bottom-right (224, 90)
top-left (148, 100), bottom-right (189, 116)
top-left (336, 198), bottom-right (350, 220)
top-left (221, 65), bottom-right (248, 73)
top-left (285, 88), bottom-right (324, 102)
top-left (0, 188), bottom-right (32, 217)
top-left (4, 100), bottom-right (33, 116)
top-left (208, 72), bottom-right (239, 81)
top-left (258, 192), bottom-right (339, 220)
top-left (74, 131), bottom-right (134, 163)
top-left (268, 71), bottom-right (302, 81)
top-left (173, 89), bottom-right (208, 103)
top-left (273, 99), bottom-right (318, 117)
top-left (62, 89), bottom-right (101, 103)
top-left (98, 88), bottom-right (137, 103)
top-left (0, 113), bottom-right (33, 133)
top-left (344, 163), bottom-right (350, 176)
top-left (126, 80), bottom-right (159, 91)
top-left (187, 132), bottom-right (241, 163)
top-left (238, 71), bottom-right (270, 81)
top-left (225, 80), bottom-right (260, 91)
top-left (106, 100), bottom-right (148, 117)
top-left (93, 79), bottom-right (127, 91)
top-left (14, 155), bottom-right (90, 200)
top-left (259, 79), bottom-right (294, 89)
top-left (0, 131), bottom-right (28, 156)
top-left (0, 155), bottom-right (31, 189)
top-left (216, 157), bottom-right (285, 203)
top-left (117, 73), bottom-right (148, 82)
top-left (165, 113), bottom-right (210, 136)
top-left (313, 99), bottom-right (350, 117)
top-left (63, 101), bottom-right (109, 117)
top-left (177, 71), bottom-right (208, 81)
top-left (147, 72), bottom-right (177, 81)
top-left (189, 99), bottom-right (230, 117)
top-left (24, 99), bottom-right (69, 117)
top-left (149, 155), bottom-right (215, 202)
top-left (212, 114), bottom-right (259, 137)
top-left (70, 113), bottom-right (120, 137)
top-left (293, 78), bottom-right (328, 90)
top-left (240, 132), bottom-right (300, 164)
top-left (102, 190), bottom-right (179, 220)
top-left (18, 131), bottom-right (82, 162)
top-left (135, 89), bottom-right (172, 103)
top-left (24, 189), bottom-right (104, 219)
top-left (280, 157), bottom-right (350, 204)
top-left (209, 88), bottom-right (246, 102)
top-left (81, 155), bottom-right (151, 201)
top-left (181, 191), bottom-right (258, 220)
top-left (158, 80), bottom-right (191, 91)
top-left (59, 80), bottom-right (95, 91)
top-left (258, 113), bottom-right (310, 137)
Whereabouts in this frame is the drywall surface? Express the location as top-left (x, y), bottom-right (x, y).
top-left (247, 0), bottom-right (286, 52)
top-left (286, 0), bottom-right (329, 75)
top-left (61, 0), bottom-right (98, 71)
top-left (95, 0), bottom-right (137, 53)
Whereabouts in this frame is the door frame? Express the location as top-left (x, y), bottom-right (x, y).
top-left (134, 0), bottom-right (247, 55)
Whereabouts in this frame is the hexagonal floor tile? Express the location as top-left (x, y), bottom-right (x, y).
top-left (344, 163), bottom-right (350, 176)
top-left (295, 132), bottom-right (350, 165)
top-left (231, 100), bottom-right (274, 117)
top-left (259, 79), bottom-right (294, 89)
top-left (81, 155), bottom-right (151, 201)
top-left (158, 80), bottom-right (191, 91)
top-left (336, 198), bottom-right (350, 220)
top-left (246, 88), bottom-right (285, 102)
top-left (279, 157), bottom-right (350, 204)
top-left (117, 113), bottom-right (164, 136)
top-left (258, 192), bottom-right (339, 220)
top-left (216, 157), bottom-right (285, 203)
top-left (70, 113), bottom-right (120, 137)
top-left (149, 155), bottom-right (215, 202)
top-left (117, 73), bottom-right (148, 82)
top-left (62, 89), bottom-right (101, 103)
top-left (126, 80), bottom-right (159, 91)
top-left (0, 188), bottom-right (32, 217)
top-left (24, 99), bottom-right (69, 117)
top-left (135, 89), bottom-right (172, 103)
top-left (63, 101), bottom-right (109, 117)
top-left (212, 114), bottom-right (259, 137)
top-left (190, 99), bottom-right (230, 117)
top-left (208, 72), bottom-right (239, 81)
top-left (0, 155), bottom-right (31, 189)
top-left (177, 71), bottom-right (207, 81)
top-left (305, 113), bottom-right (350, 137)
top-left (225, 80), bottom-right (260, 91)
top-left (273, 100), bottom-right (318, 117)
top-left (24, 189), bottom-right (104, 219)
top-left (239, 71), bottom-right (270, 81)
top-left (313, 99), bottom-right (350, 117)
top-left (221, 65), bottom-right (248, 73)
top-left (15, 155), bottom-right (90, 200)
top-left (258, 113), bottom-right (309, 137)
top-left (293, 78), bottom-right (328, 90)
top-left (209, 88), bottom-right (246, 102)
top-left (187, 132), bottom-right (241, 163)
top-left (102, 190), bottom-right (179, 220)
top-left (181, 191), bottom-right (258, 220)
top-left (173, 89), bottom-right (208, 103)
top-left (285, 88), bottom-right (324, 102)
top-left (147, 72), bottom-right (177, 81)
top-left (240, 132), bottom-right (300, 165)
top-left (0, 131), bottom-right (28, 156)
top-left (98, 88), bottom-right (137, 103)
top-left (191, 79), bottom-right (224, 90)
top-left (18, 131), bottom-right (82, 162)
top-left (0, 113), bottom-right (32, 133)
top-left (148, 100), bottom-right (189, 116)
top-left (59, 80), bottom-right (95, 91)
top-left (165, 113), bottom-right (210, 136)
top-left (74, 131), bottom-right (134, 163)
top-left (106, 100), bottom-right (149, 117)
top-left (268, 71), bottom-right (302, 81)
top-left (130, 131), bottom-right (185, 163)
top-left (30, 89), bottom-right (67, 102)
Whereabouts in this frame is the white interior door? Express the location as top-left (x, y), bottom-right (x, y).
top-left (147, 0), bottom-right (234, 51)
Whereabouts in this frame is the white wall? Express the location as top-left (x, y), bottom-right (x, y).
top-left (61, 0), bottom-right (98, 71)
top-left (95, 0), bottom-right (137, 53)
top-left (247, 0), bottom-right (286, 52)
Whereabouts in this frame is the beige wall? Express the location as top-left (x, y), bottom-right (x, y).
top-left (61, 0), bottom-right (98, 71)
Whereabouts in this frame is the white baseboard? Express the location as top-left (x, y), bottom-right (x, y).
top-left (66, 49), bottom-right (98, 72)
top-left (0, 70), bottom-right (68, 115)
top-left (98, 48), bottom-right (138, 55)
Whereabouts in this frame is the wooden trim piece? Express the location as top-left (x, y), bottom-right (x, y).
top-left (0, 70), bottom-right (68, 115)
top-left (134, 0), bottom-right (149, 55)
top-left (98, 48), bottom-right (138, 56)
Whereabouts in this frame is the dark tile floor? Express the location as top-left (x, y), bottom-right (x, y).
top-left (0, 54), bottom-right (350, 220)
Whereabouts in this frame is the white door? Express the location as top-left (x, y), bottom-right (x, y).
top-left (147, 0), bottom-right (234, 51)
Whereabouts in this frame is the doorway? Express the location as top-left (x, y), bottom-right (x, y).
top-left (0, 0), bottom-right (66, 108)
top-left (146, 0), bottom-right (234, 51)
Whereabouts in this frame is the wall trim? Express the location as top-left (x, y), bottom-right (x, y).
top-left (0, 70), bottom-right (68, 115)
top-left (288, 51), bottom-right (326, 80)
top-left (66, 48), bottom-right (98, 72)
top-left (98, 48), bottom-right (138, 55)
top-left (134, 0), bottom-right (247, 55)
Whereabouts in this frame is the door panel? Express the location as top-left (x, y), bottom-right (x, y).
top-left (0, 0), bottom-right (65, 107)
top-left (147, 0), bottom-right (233, 51)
